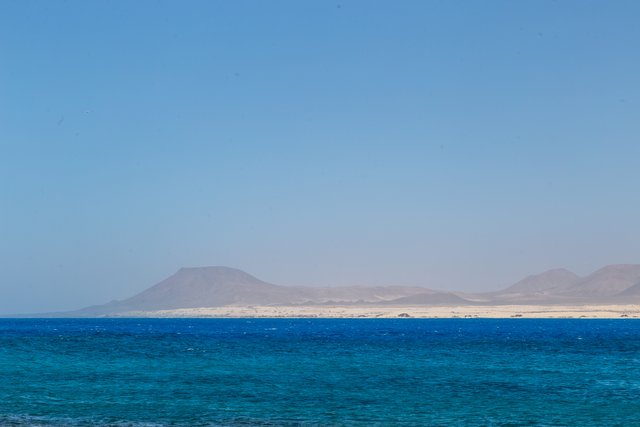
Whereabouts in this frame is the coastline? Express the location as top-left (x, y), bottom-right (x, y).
top-left (114, 304), bottom-right (640, 319)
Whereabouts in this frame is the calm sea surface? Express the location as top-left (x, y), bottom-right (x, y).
top-left (1, 318), bottom-right (639, 426)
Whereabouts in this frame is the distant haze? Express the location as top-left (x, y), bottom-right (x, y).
top-left (37, 264), bottom-right (640, 317)
top-left (1, 1), bottom-right (640, 313)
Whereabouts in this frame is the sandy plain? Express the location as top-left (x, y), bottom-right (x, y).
top-left (118, 304), bottom-right (640, 319)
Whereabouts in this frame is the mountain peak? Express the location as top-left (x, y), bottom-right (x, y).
top-left (560, 264), bottom-right (640, 297)
top-left (590, 264), bottom-right (640, 274)
top-left (176, 266), bottom-right (251, 275)
top-left (172, 266), bottom-right (266, 283)
top-left (178, 265), bottom-right (243, 272)
top-left (501, 268), bottom-right (580, 294)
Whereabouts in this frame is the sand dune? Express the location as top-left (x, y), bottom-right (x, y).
top-left (114, 304), bottom-right (640, 319)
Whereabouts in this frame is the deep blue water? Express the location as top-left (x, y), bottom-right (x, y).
top-left (1, 319), bottom-right (640, 426)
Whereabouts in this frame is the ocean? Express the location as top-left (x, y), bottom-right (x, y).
top-left (1, 318), bottom-right (639, 426)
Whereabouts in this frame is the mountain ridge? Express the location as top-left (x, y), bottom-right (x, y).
top-left (38, 263), bottom-right (640, 317)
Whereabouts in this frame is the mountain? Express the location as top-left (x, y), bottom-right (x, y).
top-left (498, 268), bottom-right (581, 294)
top-left (75, 267), bottom-right (305, 315)
top-left (488, 264), bottom-right (640, 304)
top-left (62, 263), bottom-right (640, 317)
top-left (615, 280), bottom-right (640, 298)
top-left (72, 266), bottom-right (463, 316)
top-left (559, 265), bottom-right (640, 297)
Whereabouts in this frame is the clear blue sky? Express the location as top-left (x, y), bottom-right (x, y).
top-left (1, 1), bottom-right (639, 313)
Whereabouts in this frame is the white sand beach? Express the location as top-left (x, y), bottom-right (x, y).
top-left (117, 304), bottom-right (640, 319)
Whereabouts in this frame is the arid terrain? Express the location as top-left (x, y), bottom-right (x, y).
top-left (41, 264), bottom-right (640, 318)
top-left (119, 304), bottom-right (640, 319)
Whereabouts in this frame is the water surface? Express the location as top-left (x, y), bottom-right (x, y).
top-left (1, 318), bottom-right (639, 426)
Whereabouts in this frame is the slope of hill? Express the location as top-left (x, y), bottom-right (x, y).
top-left (559, 265), bottom-right (640, 297)
top-left (382, 292), bottom-right (472, 305)
top-left (614, 280), bottom-right (640, 298)
top-left (498, 268), bottom-right (581, 294)
top-left (74, 266), bottom-right (301, 315)
top-left (488, 265), bottom-right (640, 303)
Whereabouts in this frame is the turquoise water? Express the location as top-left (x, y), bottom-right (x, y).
top-left (1, 319), bottom-right (639, 426)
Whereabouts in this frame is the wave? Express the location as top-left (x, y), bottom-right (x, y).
top-left (0, 414), bottom-right (170, 427)
top-left (0, 414), bottom-right (307, 427)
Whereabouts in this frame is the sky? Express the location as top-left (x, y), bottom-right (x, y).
top-left (1, 1), bottom-right (639, 314)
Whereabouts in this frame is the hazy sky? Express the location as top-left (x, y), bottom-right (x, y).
top-left (1, 1), bottom-right (639, 313)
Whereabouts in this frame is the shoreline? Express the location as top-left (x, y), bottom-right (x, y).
top-left (114, 304), bottom-right (640, 319)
